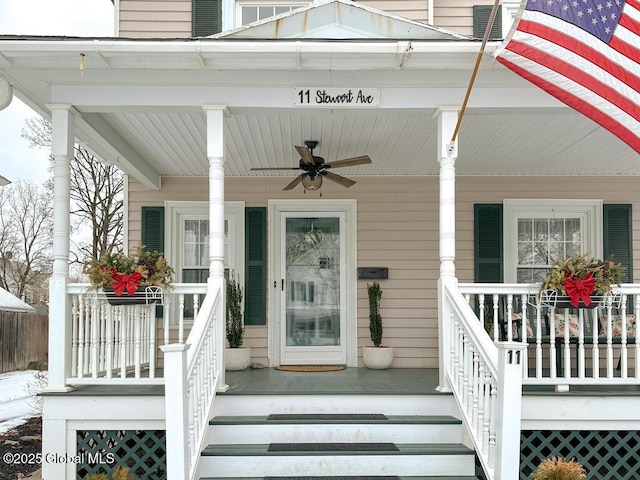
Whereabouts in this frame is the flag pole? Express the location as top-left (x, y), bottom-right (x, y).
top-left (448, 0), bottom-right (502, 153)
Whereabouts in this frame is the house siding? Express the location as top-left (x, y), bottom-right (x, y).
top-left (128, 175), bottom-right (640, 369)
top-left (119, 0), bottom-right (192, 38)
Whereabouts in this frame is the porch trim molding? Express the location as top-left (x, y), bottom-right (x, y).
top-left (268, 198), bottom-right (358, 367)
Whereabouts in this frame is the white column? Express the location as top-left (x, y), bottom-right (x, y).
top-left (435, 106), bottom-right (460, 391)
top-left (204, 105), bottom-right (228, 391)
top-left (46, 105), bottom-right (76, 392)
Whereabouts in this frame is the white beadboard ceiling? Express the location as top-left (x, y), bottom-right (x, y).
top-left (101, 109), bottom-right (640, 179)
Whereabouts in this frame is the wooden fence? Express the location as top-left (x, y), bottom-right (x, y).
top-left (0, 311), bottom-right (48, 373)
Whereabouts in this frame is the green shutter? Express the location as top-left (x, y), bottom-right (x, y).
top-left (473, 5), bottom-right (502, 40)
top-left (141, 206), bottom-right (165, 253)
top-left (193, 0), bottom-right (222, 37)
top-left (141, 206), bottom-right (165, 317)
top-left (245, 207), bottom-right (267, 326)
top-left (604, 204), bottom-right (633, 283)
top-left (474, 204), bottom-right (504, 283)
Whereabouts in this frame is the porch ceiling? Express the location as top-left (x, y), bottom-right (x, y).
top-left (98, 108), bottom-right (638, 178)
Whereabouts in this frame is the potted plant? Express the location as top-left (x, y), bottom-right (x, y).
top-left (362, 281), bottom-right (393, 369)
top-left (539, 253), bottom-right (625, 308)
top-left (530, 456), bottom-right (586, 480)
top-left (225, 273), bottom-right (251, 371)
top-left (83, 245), bottom-right (173, 305)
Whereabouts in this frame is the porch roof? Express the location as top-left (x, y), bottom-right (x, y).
top-left (0, 0), bottom-right (638, 189)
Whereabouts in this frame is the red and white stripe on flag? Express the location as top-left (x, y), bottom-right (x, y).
top-left (494, 0), bottom-right (640, 154)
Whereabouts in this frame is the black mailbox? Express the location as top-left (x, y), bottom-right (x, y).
top-left (357, 267), bottom-right (389, 280)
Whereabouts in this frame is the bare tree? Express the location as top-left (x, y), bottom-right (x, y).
top-left (0, 180), bottom-right (53, 301)
top-left (22, 117), bottom-right (124, 264)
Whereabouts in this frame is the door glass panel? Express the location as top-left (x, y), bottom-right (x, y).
top-left (285, 217), bottom-right (340, 347)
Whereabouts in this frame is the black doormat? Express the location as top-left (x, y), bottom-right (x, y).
top-left (267, 443), bottom-right (399, 452)
top-left (265, 477), bottom-right (400, 480)
top-left (267, 414), bottom-right (388, 421)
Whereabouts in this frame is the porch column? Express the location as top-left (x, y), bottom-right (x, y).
top-left (46, 105), bottom-right (76, 392)
top-left (204, 105), bottom-right (228, 391)
top-left (435, 106), bottom-right (460, 392)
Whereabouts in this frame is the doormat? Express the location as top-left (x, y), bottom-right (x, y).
top-left (267, 414), bottom-right (388, 421)
top-left (267, 443), bottom-right (399, 452)
top-left (275, 365), bottom-right (345, 372)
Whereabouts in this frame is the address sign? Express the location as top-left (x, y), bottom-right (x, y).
top-left (294, 87), bottom-right (380, 107)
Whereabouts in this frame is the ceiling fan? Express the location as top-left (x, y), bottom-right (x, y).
top-left (250, 140), bottom-right (372, 191)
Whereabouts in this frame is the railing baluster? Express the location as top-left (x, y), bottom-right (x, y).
top-left (605, 301), bottom-right (614, 378)
top-left (106, 304), bottom-right (114, 378)
top-left (535, 302), bottom-right (543, 379)
top-left (620, 295), bottom-right (628, 378)
top-left (635, 295), bottom-right (640, 378)
top-left (578, 310), bottom-right (585, 378)
top-left (71, 295), bottom-right (79, 378)
top-left (179, 294), bottom-right (186, 344)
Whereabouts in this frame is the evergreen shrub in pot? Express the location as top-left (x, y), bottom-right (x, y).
top-left (225, 273), bottom-right (251, 371)
top-left (362, 281), bottom-right (393, 369)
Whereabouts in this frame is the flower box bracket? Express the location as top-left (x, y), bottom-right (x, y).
top-left (537, 289), bottom-right (621, 310)
top-left (99, 286), bottom-right (165, 306)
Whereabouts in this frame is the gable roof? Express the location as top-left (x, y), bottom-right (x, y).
top-left (215, 0), bottom-right (470, 40)
top-left (0, 287), bottom-right (35, 313)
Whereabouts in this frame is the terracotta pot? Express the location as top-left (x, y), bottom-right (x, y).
top-left (362, 346), bottom-right (393, 369)
top-left (225, 347), bottom-right (251, 371)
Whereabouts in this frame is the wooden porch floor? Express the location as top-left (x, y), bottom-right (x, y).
top-left (48, 367), bottom-right (640, 396)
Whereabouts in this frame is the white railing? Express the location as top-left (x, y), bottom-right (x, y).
top-left (443, 281), bottom-right (524, 480)
top-left (458, 283), bottom-right (640, 389)
top-left (162, 280), bottom-right (223, 480)
top-left (67, 283), bottom-right (207, 384)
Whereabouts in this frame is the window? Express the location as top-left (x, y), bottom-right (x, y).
top-left (165, 201), bottom-right (245, 322)
top-left (504, 200), bottom-right (603, 283)
top-left (237, 2), bottom-right (308, 26)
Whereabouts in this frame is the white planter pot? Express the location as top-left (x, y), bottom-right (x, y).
top-left (225, 347), bottom-right (251, 371)
top-left (362, 346), bottom-right (394, 369)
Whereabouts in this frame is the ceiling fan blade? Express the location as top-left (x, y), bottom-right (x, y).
top-left (250, 167), bottom-right (300, 171)
top-left (283, 173), bottom-right (307, 191)
top-left (322, 171), bottom-right (356, 188)
top-left (324, 155), bottom-right (372, 169)
top-left (295, 145), bottom-right (315, 165)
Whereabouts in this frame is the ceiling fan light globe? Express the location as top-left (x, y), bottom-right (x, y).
top-left (302, 174), bottom-right (323, 191)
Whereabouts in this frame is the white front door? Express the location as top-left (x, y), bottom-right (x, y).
top-left (270, 200), bottom-right (357, 366)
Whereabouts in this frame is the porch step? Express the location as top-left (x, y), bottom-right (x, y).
top-left (199, 394), bottom-right (475, 479)
top-left (208, 415), bottom-right (464, 444)
top-left (200, 477), bottom-right (478, 480)
top-left (199, 443), bottom-right (475, 477)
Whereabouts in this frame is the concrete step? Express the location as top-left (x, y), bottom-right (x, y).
top-left (207, 415), bottom-right (464, 445)
top-left (198, 443), bottom-right (476, 478)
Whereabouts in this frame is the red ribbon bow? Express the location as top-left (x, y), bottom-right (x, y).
top-left (111, 271), bottom-right (142, 296)
top-left (564, 273), bottom-right (595, 308)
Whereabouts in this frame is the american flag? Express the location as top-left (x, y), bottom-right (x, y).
top-left (494, 0), bottom-right (640, 154)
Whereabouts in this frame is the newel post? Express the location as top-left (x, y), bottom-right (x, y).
top-left (161, 343), bottom-right (191, 480)
top-left (494, 342), bottom-right (525, 480)
top-left (435, 106), bottom-right (460, 391)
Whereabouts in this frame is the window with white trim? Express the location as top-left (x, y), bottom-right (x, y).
top-left (504, 200), bottom-right (603, 283)
top-left (237, 2), bottom-right (308, 26)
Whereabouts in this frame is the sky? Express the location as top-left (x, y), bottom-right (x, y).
top-left (0, 0), bottom-right (115, 184)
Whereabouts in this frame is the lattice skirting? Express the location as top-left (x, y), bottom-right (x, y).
top-left (76, 430), bottom-right (166, 479)
top-left (521, 430), bottom-right (640, 480)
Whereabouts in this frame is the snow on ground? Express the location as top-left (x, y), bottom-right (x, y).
top-left (0, 370), bottom-right (44, 435)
